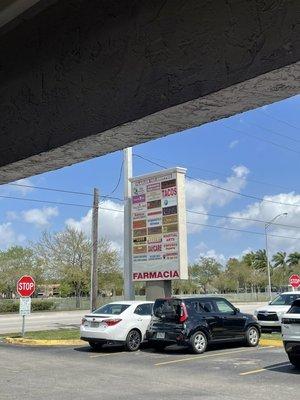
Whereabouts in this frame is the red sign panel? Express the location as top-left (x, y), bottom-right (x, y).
top-left (17, 275), bottom-right (36, 297)
top-left (289, 274), bottom-right (300, 289)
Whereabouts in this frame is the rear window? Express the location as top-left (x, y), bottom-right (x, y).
top-left (153, 299), bottom-right (182, 321)
top-left (288, 305), bottom-right (300, 314)
top-left (93, 303), bottom-right (130, 315)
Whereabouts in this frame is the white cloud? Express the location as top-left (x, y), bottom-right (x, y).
top-left (66, 200), bottom-right (124, 253)
top-left (0, 223), bottom-right (26, 249)
top-left (229, 140), bottom-right (239, 149)
top-left (12, 178), bottom-right (34, 196)
top-left (197, 247), bottom-right (227, 266)
top-left (226, 192), bottom-right (300, 255)
top-left (186, 165), bottom-right (249, 233)
top-left (0, 178), bottom-right (34, 197)
top-left (22, 207), bottom-right (59, 227)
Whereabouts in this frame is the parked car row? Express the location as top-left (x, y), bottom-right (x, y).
top-left (80, 296), bottom-right (260, 354)
top-left (80, 293), bottom-right (300, 368)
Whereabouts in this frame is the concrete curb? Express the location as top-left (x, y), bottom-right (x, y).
top-left (3, 337), bottom-right (283, 348)
top-left (259, 339), bottom-right (283, 348)
top-left (4, 337), bottom-right (84, 346)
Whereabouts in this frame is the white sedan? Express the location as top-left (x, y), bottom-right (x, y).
top-left (80, 301), bottom-right (153, 351)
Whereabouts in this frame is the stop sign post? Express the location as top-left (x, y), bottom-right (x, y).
top-left (17, 275), bottom-right (35, 337)
top-left (289, 274), bottom-right (300, 290)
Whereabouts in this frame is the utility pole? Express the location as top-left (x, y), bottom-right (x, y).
top-left (91, 188), bottom-right (99, 311)
top-left (123, 147), bottom-right (134, 300)
top-left (264, 212), bottom-right (288, 301)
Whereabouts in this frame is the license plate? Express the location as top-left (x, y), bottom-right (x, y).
top-left (90, 322), bottom-right (99, 328)
top-left (156, 332), bottom-right (165, 339)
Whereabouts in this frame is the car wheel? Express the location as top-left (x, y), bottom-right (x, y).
top-left (125, 329), bottom-right (141, 352)
top-left (190, 331), bottom-right (208, 354)
top-left (288, 355), bottom-right (300, 369)
top-left (245, 326), bottom-right (259, 347)
top-left (89, 341), bottom-right (104, 351)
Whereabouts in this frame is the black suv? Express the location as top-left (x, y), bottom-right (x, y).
top-left (146, 296), bottom-right (260, 354)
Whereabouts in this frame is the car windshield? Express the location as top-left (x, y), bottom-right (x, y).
top-left (270, 294), bottom-right (300, 306)
top-left (92, 303), bottom-right (130, 315)
top-left (153, 299), bottom-right (182, 321)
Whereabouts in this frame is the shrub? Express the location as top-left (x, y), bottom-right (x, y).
top-left (0, 299), bottom-right (56, 313)
top-left (0, 300), bottom-right (19, 313)
top-left (31, 300), bottom-right (55, 311)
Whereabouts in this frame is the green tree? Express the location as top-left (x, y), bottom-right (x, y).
top-left (272, 251), bottom-right (287, 269)
top-left (189, 257), bottom-right (222, 293)
top-left (34, 228), bottom-right (121, 307)
top-left (287, 252), bottom-right (300, 268)
top-left (0, 246), bottom-right (43, 298)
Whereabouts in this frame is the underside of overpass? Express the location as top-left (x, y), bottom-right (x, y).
top-left (0, 0), bottom-right (299, 184)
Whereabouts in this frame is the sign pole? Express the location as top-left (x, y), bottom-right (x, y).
top-left (123, 147), bottom-right (134, 300)
top-left (22, 315), bottom-right (25, 338)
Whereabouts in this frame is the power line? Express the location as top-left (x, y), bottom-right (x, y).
top-left (261, 110), bottom-right (300, 131)
top-left (109, 160), bottom-right (124, 195)
top-left (134, 153), bottom-right (300, 209)
top-left (0, 194), bottom-right (124, 210)
top-left (186, 209), bottom-right (300, 230)
top-left (6, 182), bottom-right (93, 197)
top-left (186, 221), bottom-right (300, 241)
top-left (3, 182), bottom-right (123, 202)
top-left (133, 153), bottom-right (295, 193)
top-left (242, 119), bottom-right (300, 143)
top-left (223, 125), bottom-right (300, 155)
top-left (0, 194), bottom-right (91, 208)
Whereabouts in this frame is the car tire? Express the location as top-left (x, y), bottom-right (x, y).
top-left (89, 341), bottom-right (104, 351)
top-left (189, 331), bottom-right (208, 354)
top-left (288, 355), bottom-right (300, 369)
top-left (125, 329), bottom-right (142, 352)
top-left (245, 326), bottom-right (260, 347)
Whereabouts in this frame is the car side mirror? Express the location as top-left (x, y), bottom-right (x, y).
top-left (268, 301), bottom-right (272, 305)
top-left (235, 308), bottom-right (240, 314)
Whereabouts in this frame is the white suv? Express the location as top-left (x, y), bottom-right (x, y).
top-left (281, 299), bottom-right (300, 368)
top-left (254, 292), bottom-right (300, 332)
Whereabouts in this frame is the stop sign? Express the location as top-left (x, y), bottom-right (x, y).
top-left (17, 275), bottom-right (35, 297)
top-left (289, 274), bottom-right (300, 289)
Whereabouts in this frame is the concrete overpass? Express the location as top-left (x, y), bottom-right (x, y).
top-left (0, 0), bottom-right (299, 183)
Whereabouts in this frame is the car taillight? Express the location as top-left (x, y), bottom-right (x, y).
top-left (81, 317), bottom-right (87, 325)
top-left (104, 319), bottom-right (122, 326)
top-left (179, 303), bottom-right (188, 323)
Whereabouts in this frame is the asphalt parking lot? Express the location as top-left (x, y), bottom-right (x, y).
top-left (0, 341), bottom-right (299, 400)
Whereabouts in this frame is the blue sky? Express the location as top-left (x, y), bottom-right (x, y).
top-left (1, 94), bottom-right (300, 265)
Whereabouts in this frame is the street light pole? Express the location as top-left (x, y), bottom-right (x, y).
top-left (264, 212), bottom-right (288, 301)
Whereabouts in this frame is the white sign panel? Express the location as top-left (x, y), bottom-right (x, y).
top-left (19, 297), bottom-right (31, 316)
top-left (131, 167), bottom-right (188, 281)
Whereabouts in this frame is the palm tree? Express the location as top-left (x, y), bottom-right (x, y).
top-left (253, 249), bottom-right (268, 271)
top-left (287, 252), bottom-right (300, 268)
top-left (272, 251), bottom-right (287, 269)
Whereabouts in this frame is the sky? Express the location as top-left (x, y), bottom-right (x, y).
top-left (1, 94), bottom-right (300, 266)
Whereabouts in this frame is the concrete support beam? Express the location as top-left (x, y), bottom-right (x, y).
top-left (0, 0), bottom-right (299, 182)
top-left (145, 281), bottom-right (172, 302)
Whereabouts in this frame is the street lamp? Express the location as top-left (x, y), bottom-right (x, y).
top-left (264, 212), bottom-right (288, 300)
